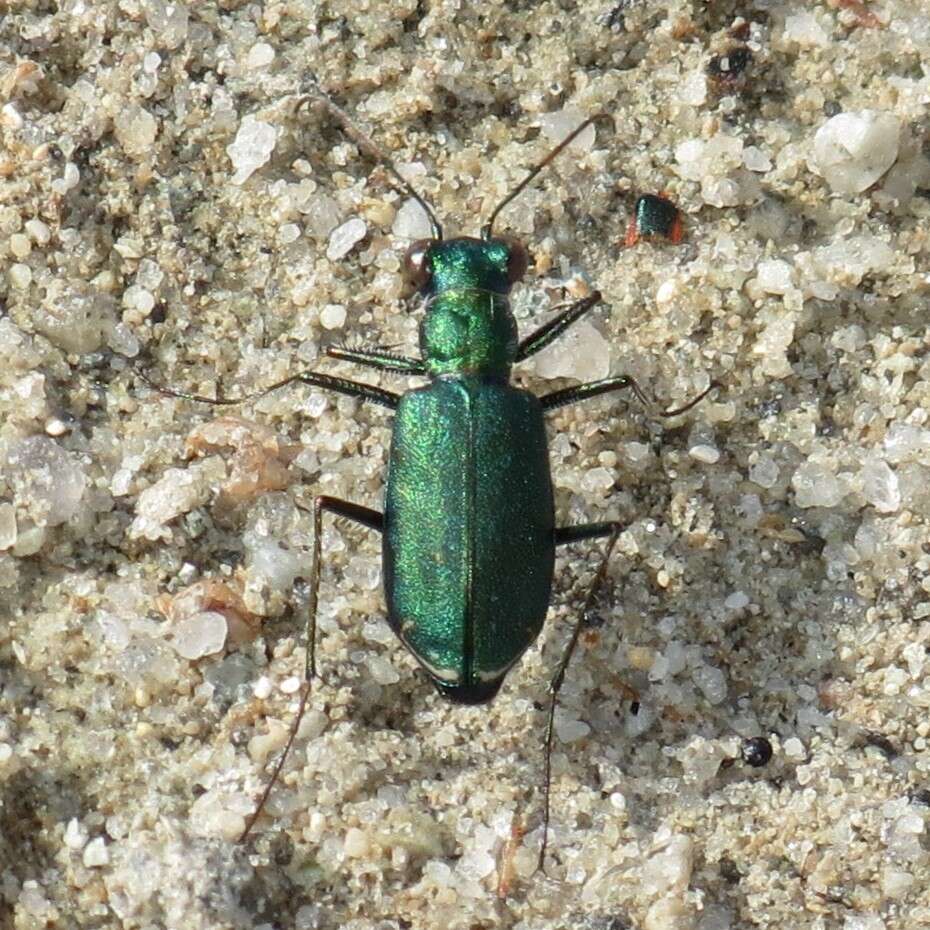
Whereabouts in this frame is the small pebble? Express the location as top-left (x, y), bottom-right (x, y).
top-left (554, 713), bottom-right (590, 743)
top-left (320, 304), bottom-right (347, 330)
top-left (748, 456), bottom-right (778, 488)
top-left (368, 654), bottom-right (400, 685)
top-left (248, 720), bottom-right (288, 765)
top-left (1, 103), bottom-right (23, 129)
top-left (246, 42), bottom-right (275, 70)
top-left (884, 424), bottom-right (930, 463)
top-left (812, 235), bottom-right (894, 287)
top-left (9, 263), bottom-right (32, 288)
top-left (25, 218), bottom-right (51, 244)
top-left (344, 827), bottom-right (370, 858)
top-left (689, 444), bottom-right (720, 464)
top-left (643, 835), bottom-right (694, 895)
top-left (392, 197), bottom-right (434, 239)
top-left (228, 116), bottom-right (278, 185)
top-left (741, 736), bottom-right (773, 767)
top-left (582, 466), bottom-right (615, 492)
top-left (861, 458), bottom-right (900, 513)
top-left (51, 162), bottom-right (79, 195)
top-left (755, 259), bottom-right (795, 295)
top-left (173, 611), bottom-right (228, 660)
top-left (692, 665), bottom-right (727, 704)
top-left (6, 436), bottom-right (87, 527)
top-left (279, 223), bottom-right (301, 244)
top-left (82, 837), bottom-right (109, 867)
top-left (792, 462), bottom-right (845, 509)
top-left (114, 104), bottom-right (158, 158)
top-left (724, 591), bottom-right (749, 610)
top-left (122, 285), bottom-right (155, 316)
top-left (0, 504), bottom-right (16, 551)
top-left (533, 321), bottom-right (610, 382)
top-left (326, 218), bottom-right (367, 261)
top-left (130, 467), bottom-right (211, 541)
top-left (64, 818), bottom-right (88, 850)
top-left (742, 146), bottom-right (772, 172)
top-left (538, 108), bottom-right (596, 152)
top-left (707, 47), bottom-right (753, 85)
top-left (10, 233), bottom-right (31, 258)
top-left (812, 110), bottom-right (901, 195)
top-left (783, 12), bottom-right (829, 47)
top-left (142, 0), bottom-right (188, 47)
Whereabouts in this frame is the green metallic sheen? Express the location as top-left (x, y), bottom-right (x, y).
top-left (634, 193), bottom-right (680, 238)
top-left (426, 237), bottom-right (512, 296)
top-left (419, 239), bottom-right (518, 377)
top-left (383, 238), bottom-right (555, 702)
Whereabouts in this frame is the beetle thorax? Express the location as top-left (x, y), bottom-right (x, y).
top-left (411, 237), bottom-right (523, 376)
top-left (420, 291), bottom-right (519, 376)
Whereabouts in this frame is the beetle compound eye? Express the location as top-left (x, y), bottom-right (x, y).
top-left (404, 239), bottom-right (434, 290)
top-left (498, 237), bottom-right (528, 284)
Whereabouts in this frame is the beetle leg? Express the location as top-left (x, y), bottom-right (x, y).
top-left (540, 375), bottom-right (648, 411)
top-left (294, 372), bottom-right (401, 409)
top-left (326, 345), bottom-right (427, 375)
top-left (538, 524), bottom-right (621, 873)
top-left (137, 366), bottom-right (401, 410)
top-left (238, 495), bottom-right (383, 843)
top-left (555, 520), bottom-right (621, 546)
top-left (541, 376), bottom-right (719, 416)
top-left (515, 292), bottom-right (602, 362)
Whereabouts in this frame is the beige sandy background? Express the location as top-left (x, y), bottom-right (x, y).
top-left (1, 1), bottom-right (929, 927)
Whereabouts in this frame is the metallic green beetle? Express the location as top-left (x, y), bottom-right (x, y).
top-left (201, 103), bottom-right (714, 862)
top-left (386, 234), bottom-right (602, 704)
top-left (308, 117), bottom-right (638, 707)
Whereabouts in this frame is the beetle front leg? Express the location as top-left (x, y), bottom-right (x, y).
top-left (515, 292), bottom-right (603, 362)
top-left (325, 344), bottom-right (426, 375)
top-left (238, 495), bottom-right (382, 843)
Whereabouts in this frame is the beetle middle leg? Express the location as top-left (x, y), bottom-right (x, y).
top-left (541, 375), bottom-right (720, 416)
top-left (136, 367), bottom-right (400, 410)
top-left (137, 358), bottom-right (397, 842)
top-left (238, 495), bottom-right (383, 843)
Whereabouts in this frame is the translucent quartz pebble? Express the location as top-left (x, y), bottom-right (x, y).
top-left (172, 611), bottom-right (228, 660)
top-left (392, 197), bottom-right (434, 239)
top-left (812, 110), bottom-right (901, 195)
top-left (326, 217), bottom-right (367, 260)
top-left (6, 436), bottom-right (86, 527)
top-left (532, 320), bottom-right (610, 381)
top-left (227, 116), bottom-right (277, 185)
top-left (861, 458), bottom-right (900, 513)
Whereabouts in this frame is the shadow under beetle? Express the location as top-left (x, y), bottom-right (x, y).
top-left (144, 92), bottom-right (717, 871)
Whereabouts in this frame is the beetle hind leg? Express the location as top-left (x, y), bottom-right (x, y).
top-left (538, 523), bottom-right (621, 872)
top-left (555, 520), bottom-right (621, 547)
top-left (238, 495), bottom-right (382, 843)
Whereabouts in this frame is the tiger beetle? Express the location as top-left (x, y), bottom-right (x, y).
top-left (142, 90), bottom-right (718, 872)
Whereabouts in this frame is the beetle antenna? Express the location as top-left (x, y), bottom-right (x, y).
top-left (482, 113), bottom-right (612, 239)
top-left (297, 83), bottom-right (443, 241)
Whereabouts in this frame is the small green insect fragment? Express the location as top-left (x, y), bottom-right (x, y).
top-left (625, 193), bottom-right (683, 246)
